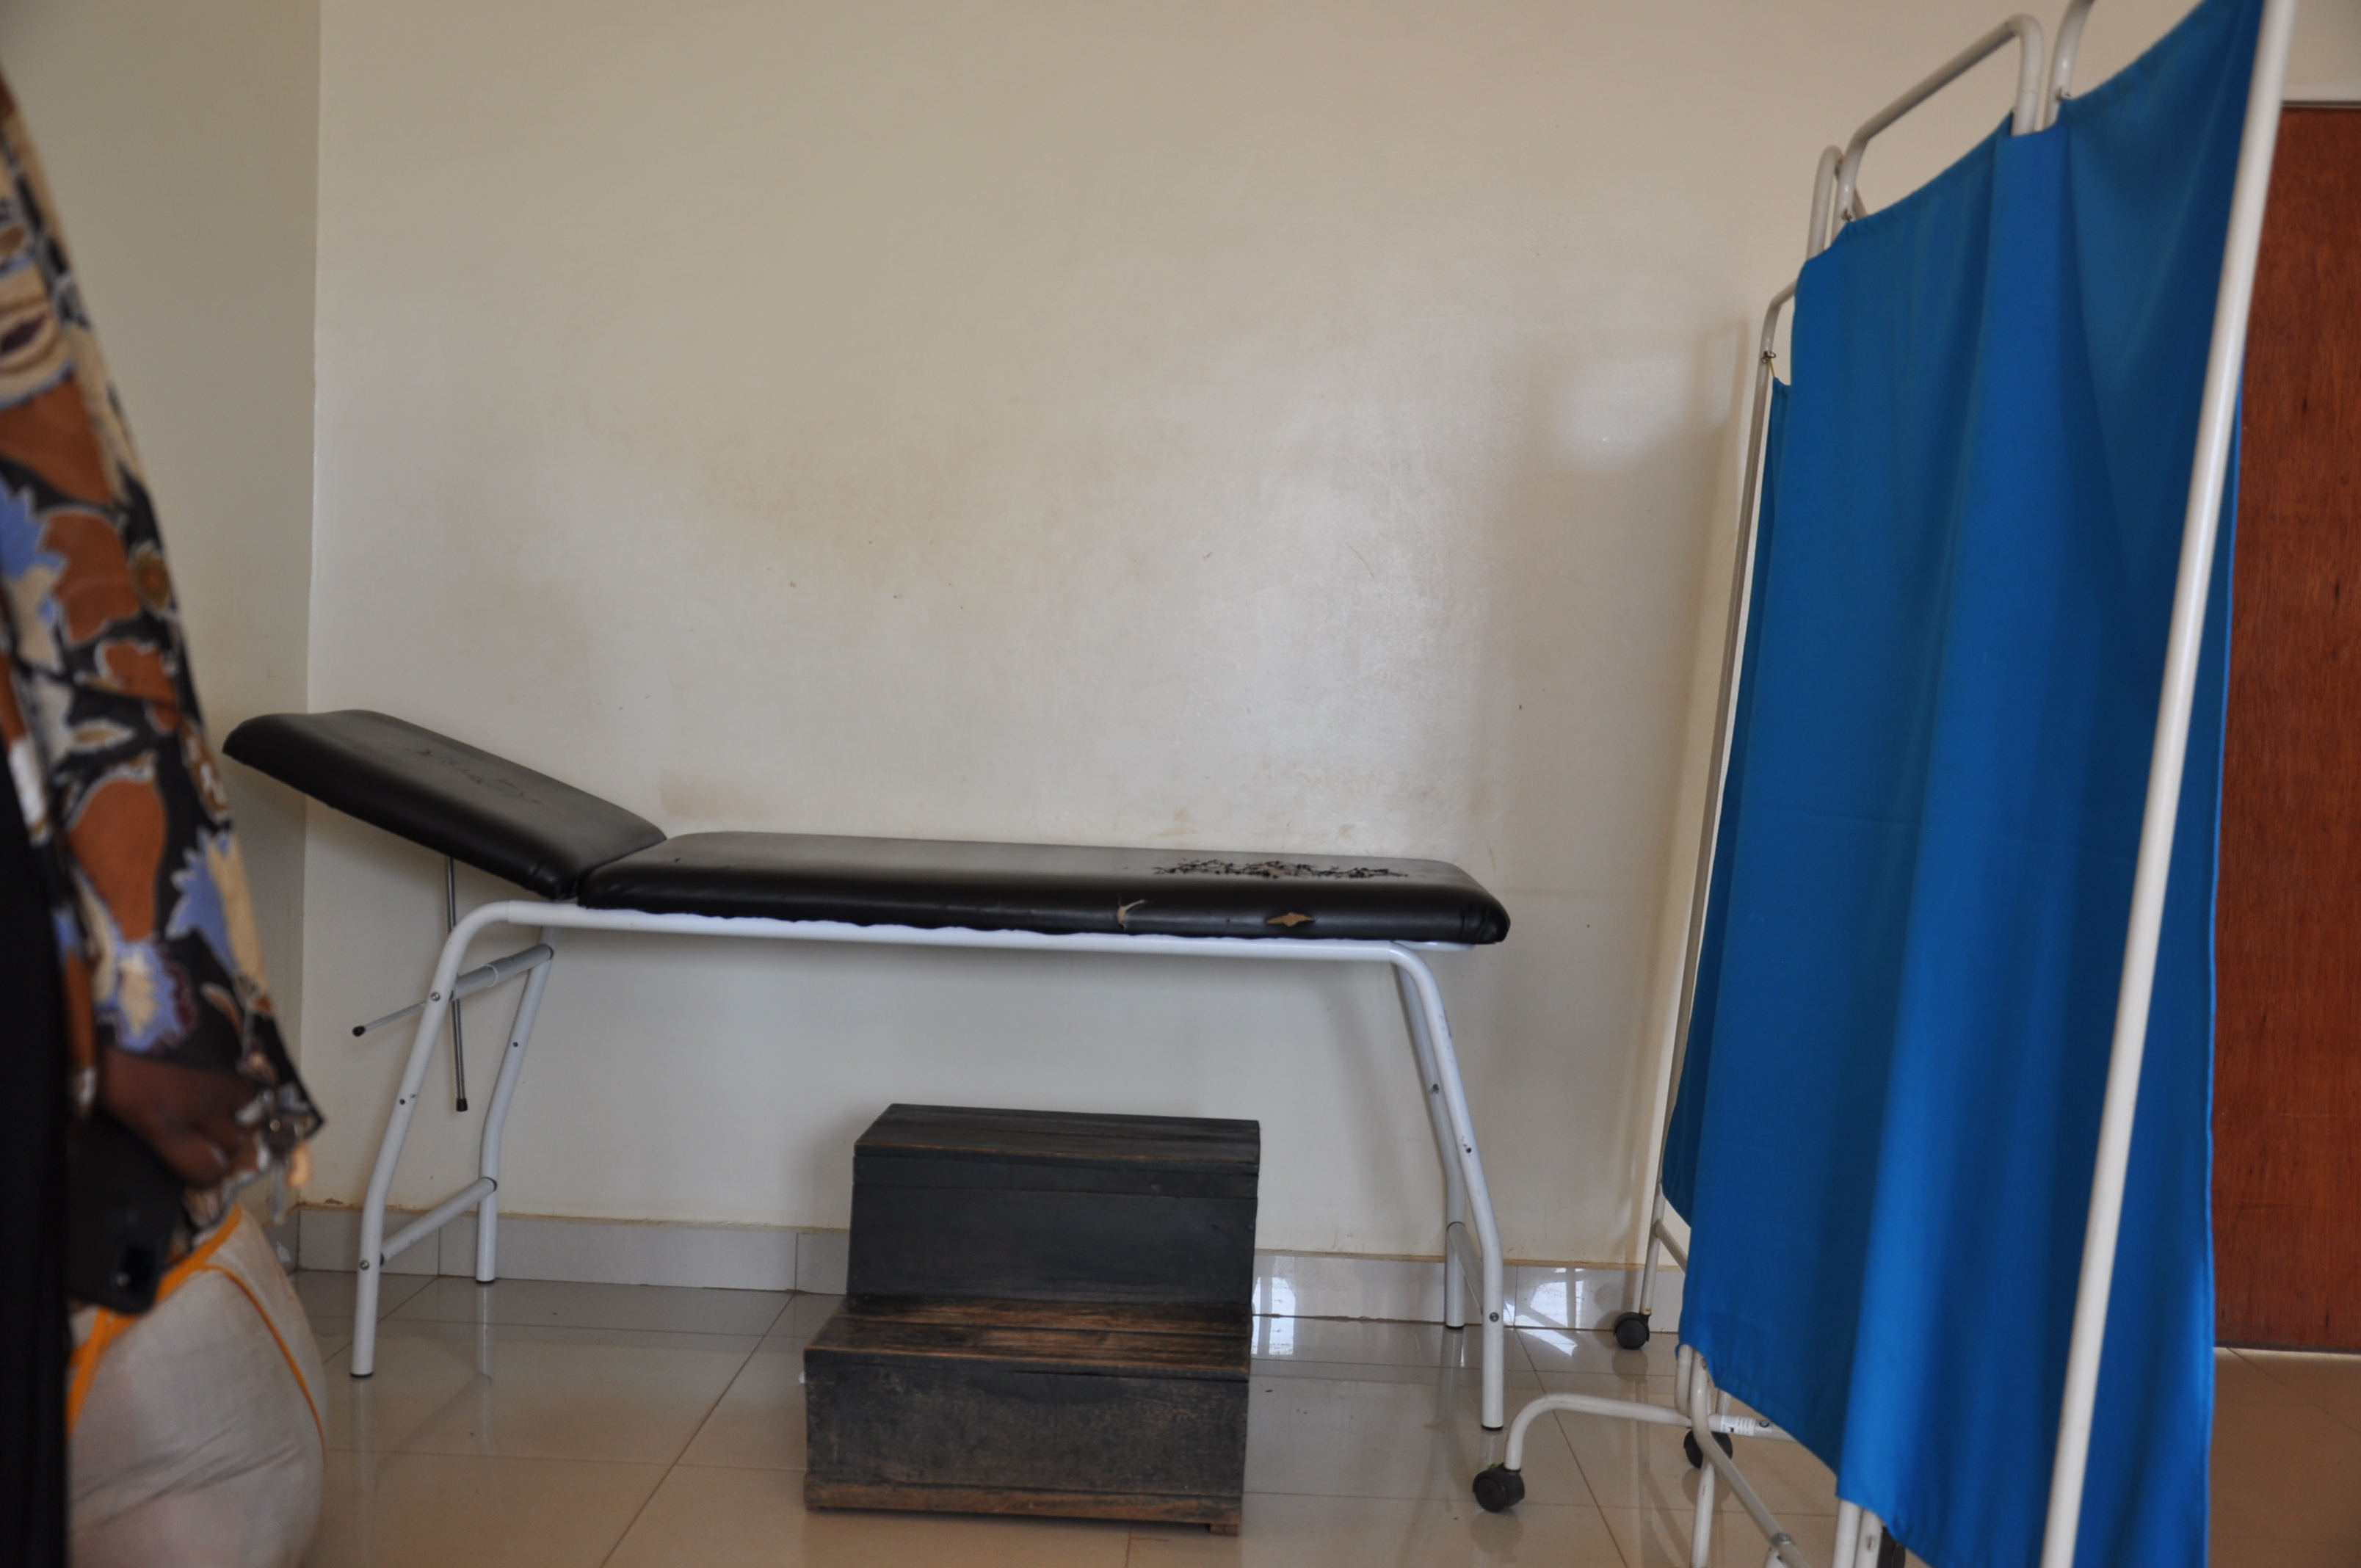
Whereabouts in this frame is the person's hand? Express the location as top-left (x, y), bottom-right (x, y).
top-left (96, 1047), bottom-right (260, 1186)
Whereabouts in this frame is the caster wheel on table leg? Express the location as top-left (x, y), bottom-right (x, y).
top-left (1611, 1311), bottom-right (1651, 1351)
top-left (1683, 1430), bottom-right (1735, 1469)
top-left (1472, 1464), bottom-right (1526, 1513)
top-left (1877, 1531), bottom-right (1907, 1568)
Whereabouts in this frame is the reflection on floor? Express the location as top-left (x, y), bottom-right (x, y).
top-left (290, 1273), bottom-right (2361, 1566)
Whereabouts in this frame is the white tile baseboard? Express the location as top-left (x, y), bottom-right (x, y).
top-left (293, 1205), bottom-right (1681, 1330)
top-left (295, 1206), bottom-right (805, 1291)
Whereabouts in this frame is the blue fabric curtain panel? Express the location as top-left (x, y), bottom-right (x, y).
top-left (1668, 1), bottom-right (2260, 1565)
top-left (1661, 377), bottom-right (1786, 1225)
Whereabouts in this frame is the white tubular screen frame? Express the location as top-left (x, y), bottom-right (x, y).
top-left (1832, 14), bottom-right (2046, 227)
top-left (1636, 271), bottom-right (1804, 1330)
top-left (2045, 0), bottom-right (2100, 128)
top-left (1636, 277), bottom-right (1798, 1292)
top-left (347, 899), bottom-right (1514, 1429)
top-left (1806, 147), bottom-right (1843, 259)
top-left (1501, 1391), bottom-right (1791, 1472)
top-left (1660, 280), bottom-right (1798, 1138)
top-left (2038, 1), bottom-right (2299, 1564)
top-left (1680, 1347), bottom-right (1815, 1568)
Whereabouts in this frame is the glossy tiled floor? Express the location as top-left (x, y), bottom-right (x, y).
top-left (291, 1274), bottom-right (2360, 1566)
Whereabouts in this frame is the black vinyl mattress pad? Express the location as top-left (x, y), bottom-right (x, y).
top-left (223, 711), bottom-right (1508, 944)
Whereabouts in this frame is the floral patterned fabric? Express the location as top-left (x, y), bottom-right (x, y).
top-left (0, 74), bottom-right (316, 1208)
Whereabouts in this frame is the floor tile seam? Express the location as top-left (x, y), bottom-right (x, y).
top-left (336, 1448), bottom-right (671, 1473)
top-left (382, 1282), bottom-right (796, 1337)
top-left (1147, 1490), bottom-right (1637, 1514)
top-left (325, 1368), bottom-right (449, 1458)
top-left (1247, 1364), bottom-right (1543, 1388)
top-left (663, 1349), bottom-right (769, 1469)
top-left (1214, 1489), bottom-right (1628, 1510)
top-left (1531, 1405), bottom-right (1606, 1509)
top-left (385, 1302), bottom-right (777, 1339)
top-left (752, 1292), bottom-right (797, 1339)
top-left (669, 1456), bottom-right (808, 1473)
top-left (592, 1455), bottom-right (679, 1568)
top-left (1229, 1482), bottom-right (1548, 1503)
top-left (1120, 1495), bottom-right (1641, 1568)
top-left (2228, 1349), bottom-right (2361, 1433)
top-left (1252, 1348), bottom-right (1510, 1366)
top-left (382, 1275), bottom-right (435, 1314)
top-left (1551, 1421), bottom-right (1774, 1520)
top-left (385, 1432), bottom-right (699, 1465)
top-left (371, 1343), bottom-right (754, 1463)
top-left (1244, 1368), bottom-right (1539, 1395)
top-left (379, 1320), bottom-right (772, 1354)
top-left (1120, 1506), bottom-right (1639, 1568)
top-left (1582, 1500), bottom-right (1642, 1568)
top-left (2275, 1398), bottom-right (2361, 1440)
top-left (388, 1370), bottom-right (755, 1467)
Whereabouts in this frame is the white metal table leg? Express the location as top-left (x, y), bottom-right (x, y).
top-left (342, 907), bottom-right (1514, 1429)
top-left (474, 929), bottom-right (557, 1283)
top-left (1394, 965), bottom-right (1471, 1331)
top-left (1390, 946), bottom-right (1507, 1429)
top-left (352, 904), bottom-right (512, 1376)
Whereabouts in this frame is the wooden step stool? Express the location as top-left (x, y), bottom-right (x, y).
top-left (804, 1104), bottom-right (1259, 1533)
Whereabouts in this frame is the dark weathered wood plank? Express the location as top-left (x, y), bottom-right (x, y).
top-left (847, 1185), bottom-right (1255, 1303)
top-left (805, 1358), bottom-right (1248, 1514)
top-left (814, 1105), bottom-right (1255, 1527)
top-left (802, 1476), bottom-right (1240, 1533)
top-left (810, 1298), bottom-right (1248, 1378)
top-left (859, 1103), bottom-right (1261, 1172)
top-left (842, 1296), bottom-right (1248, 1333)
top-left (854, 1154), bottom-right (1255, 1199)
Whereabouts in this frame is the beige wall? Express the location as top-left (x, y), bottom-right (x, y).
top-left (4, 0), bottom-right (2351, 1266)
top-left (303, 0), bottom-right (2262, 1262)
top-left (0, 0), bottom-right (321, 1044)
top-left (2288, 0), bottom-right (2361, 94)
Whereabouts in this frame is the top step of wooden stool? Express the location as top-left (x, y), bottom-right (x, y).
top-left (847, 1104), bottom-right (1261, 1305)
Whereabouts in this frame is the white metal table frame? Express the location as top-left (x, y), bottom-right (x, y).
top-left (344, 896), bottom-right (1515, 1429)
top-left (1488, 1), bottom-right (2299, 1564)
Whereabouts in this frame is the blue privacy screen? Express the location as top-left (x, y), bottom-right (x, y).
top-left (1660, 377), bottom-right (1784, 1227)
top-left (1667, 1), bottom-right (2259, 1564)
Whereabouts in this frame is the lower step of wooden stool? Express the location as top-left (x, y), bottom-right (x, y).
top-left (803, 1296), bottom-right (1248, 1533)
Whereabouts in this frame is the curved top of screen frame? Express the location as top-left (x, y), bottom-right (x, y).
top-left (1808, 0), bottom-right (2099, 261)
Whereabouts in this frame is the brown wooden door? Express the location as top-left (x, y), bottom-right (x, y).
top-left (2215, 107), bottom-right (2361, 1351)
